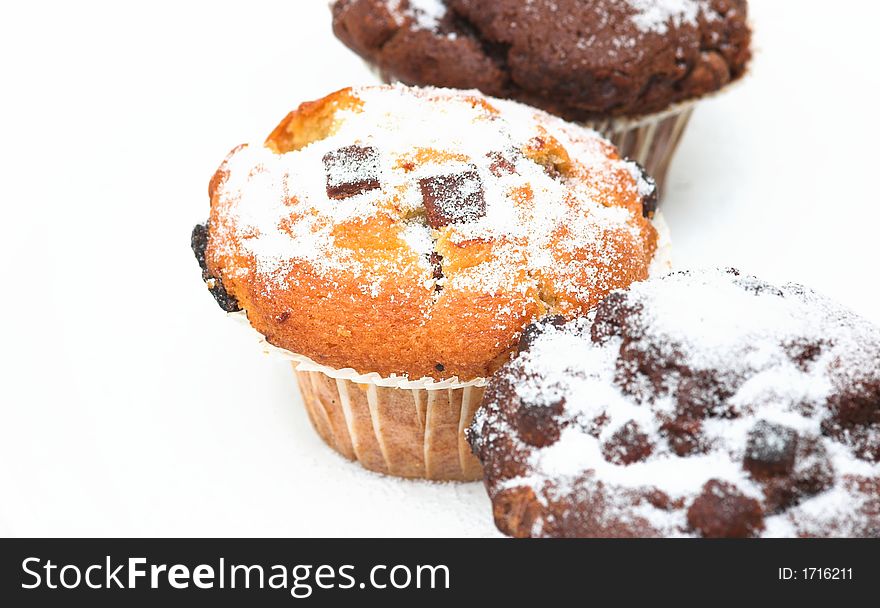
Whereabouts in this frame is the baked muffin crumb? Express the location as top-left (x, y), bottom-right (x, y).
top-left (198, 85), bottom-right (660, 379)
top-left (469, 269), bottom-right (880, 537)
top-left (332, 0), bottom-right (752, 119)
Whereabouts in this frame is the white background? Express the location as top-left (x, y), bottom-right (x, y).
top-left (1, 0), bottom-right (878, 537)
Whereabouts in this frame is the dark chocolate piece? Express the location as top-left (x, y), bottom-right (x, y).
top-left (323, 145), bottom-right (381, 199)
top-left (630, 161), bottom-right (658, 218)
top-left (686, 480), bottom-right (764, 538)
top-left (661, 417), bottom-right (705, 457)
top-left (419, 168), bottom-right (486, 228)
top-left (516, 398), bottom-right (565, 448)
top-left (602, 421), bottom-right (653, 465)
top-left (744, 421), bottom-right (799, 478)
top-left (762, 438), bottom-right (834, 513)
top-left (191, 222), bottom-right (241, 313)
top-left (428, 252), bottom-right (444, 281)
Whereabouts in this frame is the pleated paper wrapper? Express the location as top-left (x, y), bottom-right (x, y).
top-left (230, 213), bottom-right (673, 482)
top-left (231, 312), bottom-right (487, 481)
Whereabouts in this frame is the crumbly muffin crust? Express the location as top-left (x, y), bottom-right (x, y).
top-left (468, 269), bottom-right (880, 537)
top-left (331, 0), bottom-right (751, 120)
top-left (196, 85), bottom-right (658, 380)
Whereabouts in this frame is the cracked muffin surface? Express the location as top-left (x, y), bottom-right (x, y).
top-left (468, 269), bottom-right (880, 537)
top-left (331, 0), bottom-right (751, 120)
top-left (197, 84), bottom-right (659, 380)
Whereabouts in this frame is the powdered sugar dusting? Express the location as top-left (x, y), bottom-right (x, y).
top-left (210, 84), bottom-right (655, 305)
top-left (386, 1), bottom-right (714, 40)
top-left (473, 269), bottom-right (880, 537)
top-left (626, 0), bottom-right (709, 35)
top-left (386, 0), bottom-right (448, 31)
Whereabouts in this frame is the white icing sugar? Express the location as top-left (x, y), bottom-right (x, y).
top-left (387, 0), bottom-right (448, 31)
top-left (534, 425), bottom-right (762, 498)
top-left (377, 1), bottom-right (718, 58)
top-left (766, 481), bottom-right (874, 538)
top-left (399, 221), bottom-right (434, 256)
top-left (626, 0), bottom-right (708, 34)
top-left (211, 84), bottom-right (654, 303)
top-left (479, 269), bottom-right (880, 537)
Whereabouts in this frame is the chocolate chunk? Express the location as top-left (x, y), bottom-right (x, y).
top-left (191, 222), bottom-right (241, 312)
top-left (823, 421), bottom-right (880, 463)
top-left (191, 222), bottom-right (211, 278)
top-left (676, 370), bottom-right (736, 419)
top-left (792, 439), bottom-right (835, 497)
top-left (517, 315), bottom-right (567, 353)
top-left (616, 341), bottom-right (682, 396)
top-left (205, 277), bottom-right (240, 313)
top-left (591, 291), bottom-right (639, 344)
top-left (323, 145), bottom-right (381, 199)
top-left (744, 421), bottom-right (798, 478)
top-left (516, 399), bottom-right (565, 448)
top-left (661, 417), bottom-right (705, 456)
top-left (487, 150), bottom-right (517, 177)
top-left (645, 490), bottom-right (674, 511)
top-left (419, 168), bottom-right (486, 228)
top-left (784, 339), bottom-right (825, 371)
top-left (428, 252), bottom-right (444, 290)
top-left (630, 161), bottom-right (658, 218)
top-left (827, 383), bottom-right (880, 428)
top-left (762, 437), bottom-right (834, 513)
top-left (602, 421), bottom-right (654, 465)
top-left (435, 363), bottom-right (445, 373)
top-left (821, 376), bottom-right (880, 462)
top-left (687, 480), bottom-right (764, 538)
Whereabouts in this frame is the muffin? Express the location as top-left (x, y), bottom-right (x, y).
top-left (468, 269), bottom-right (880, 536)
top-left (331, 0), bottom-right (751, 194)
top-left (192, 84), bottom-right (665, 480)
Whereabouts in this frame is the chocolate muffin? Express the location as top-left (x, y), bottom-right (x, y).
top-left (332, 0), bottom-right (750, 119)
top-left (468, 269), bottom-right (880, 537)
top-left (194, 84), bottom-right (666, 480)
top-left (331, 0), bottom-right (751, 192)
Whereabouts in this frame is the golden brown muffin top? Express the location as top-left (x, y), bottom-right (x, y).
top-left (203, 85), bottom-right (659, 380)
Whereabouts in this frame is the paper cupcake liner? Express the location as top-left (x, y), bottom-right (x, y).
top-left (227, 212), bottom-right (670, 481)
top-left (295, 367), bottom-right (485, 481)
top-left (229, 314), bottom-right (486, 481)
top-left (580, 103), bottom-right (696, 199)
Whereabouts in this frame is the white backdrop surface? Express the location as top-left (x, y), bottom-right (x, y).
top-left (1, 0), bottom-right (878, 536)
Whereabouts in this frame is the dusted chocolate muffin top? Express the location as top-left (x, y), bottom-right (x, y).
top-left (331, 0), bottom-right (751, 120)
top-left (195, 85), bottom-right (661, 381)
top-left (468, 269), bottom-right (880, 537)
